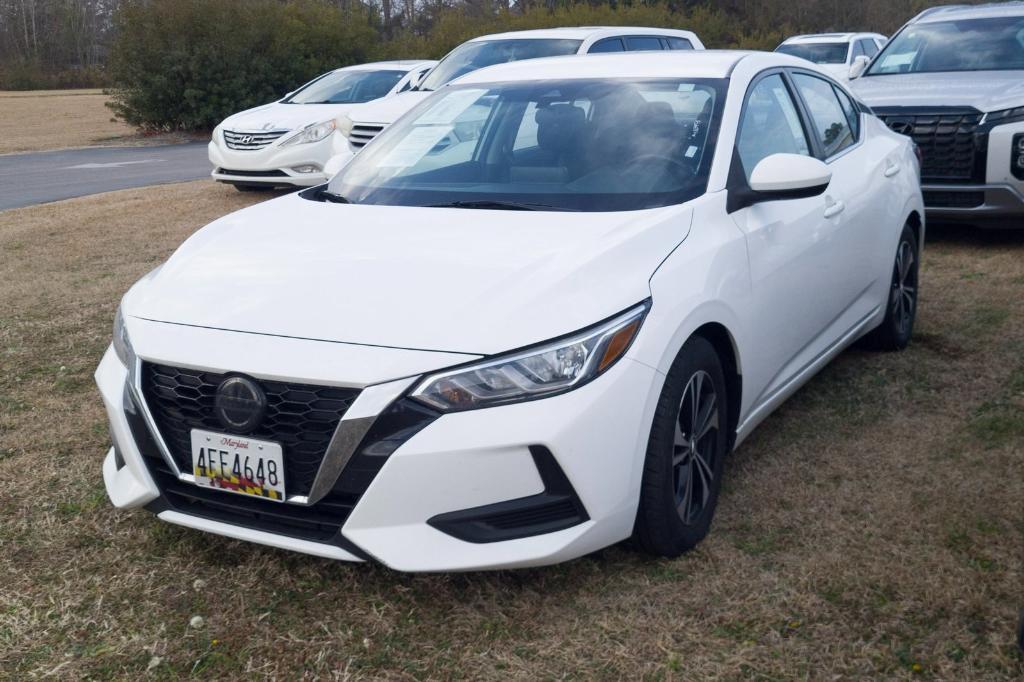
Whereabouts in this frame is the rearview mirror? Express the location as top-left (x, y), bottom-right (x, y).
top-left (748, 154), bottom-right (831, 197)
top-left (849, 55), bottom-right (871, 80)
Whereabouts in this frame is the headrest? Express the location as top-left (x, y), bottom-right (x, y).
top-left (536, 103), bottom-right (586, 153)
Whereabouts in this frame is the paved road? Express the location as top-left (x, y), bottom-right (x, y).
top-left (0, 143), bottom-right (211, 211)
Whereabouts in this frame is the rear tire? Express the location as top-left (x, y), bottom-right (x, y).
top-left (634, 336), bottom-right (729, 557)
top-left (860, 222), bottom-right (919, 351)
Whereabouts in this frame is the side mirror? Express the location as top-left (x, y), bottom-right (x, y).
top-left (748, 154), bottom-right (831, 198)
top-left (849, 55), bottom-right (871, 80)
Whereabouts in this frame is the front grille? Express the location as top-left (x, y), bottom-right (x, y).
top-left (141, 363), bottom-right (360, 497)
top-left (223, 129), bottom-right (289, 150)
top-left (216, 168), bottom-right (288, 177)
top-left (923, 190), bottom-right (985, 209)
top-left (874, 108), bottom-right (986, 184)
top-left (348, 123), bottom-right (385, 149)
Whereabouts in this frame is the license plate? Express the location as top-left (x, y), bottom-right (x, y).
top-left (190, 429), bottom-right (285, 502)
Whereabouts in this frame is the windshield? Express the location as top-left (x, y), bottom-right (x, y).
top-left (417, 39), bottom-right (583, 92)
top-left (776, 42), bottom-right (850, 64)
top-left (328, 78), bottom-right (725, 212)
top-left (867, 17), bottom-right (1024, 75)
top-left (285, 69), bottom-right (406, 104)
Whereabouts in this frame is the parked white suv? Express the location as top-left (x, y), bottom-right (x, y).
top-left (97, 51), bottom-right (922, 571)
top-left (208, 60), bottom-right (435, 191)
top-left (776, 33), bottom-right (887, 82)
top-left (326, 27), bottom-right (704, 172)
top-left (850, 3), bottom-right (1024, 226)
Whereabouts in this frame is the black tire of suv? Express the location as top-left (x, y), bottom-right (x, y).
top-left (860, 222), bottom-right (919, 351)
top-left (634, 336), bottom-right (729, 557)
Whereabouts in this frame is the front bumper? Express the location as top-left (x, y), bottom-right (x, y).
top-left (207, 134), bottom-right (338, 187)
top-left (96, 327), bottom-right (662, 572)
top-left (922, 183), bottom-right (1024, 225)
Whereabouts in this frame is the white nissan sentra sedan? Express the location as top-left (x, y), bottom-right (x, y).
top-left (208, 60), bottom-right (435, 191)
top-left (97, 51), bottom-right (923, 572)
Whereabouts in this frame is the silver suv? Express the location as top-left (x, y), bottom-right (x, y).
top-left (850, 3), bottom-right (1024, 227)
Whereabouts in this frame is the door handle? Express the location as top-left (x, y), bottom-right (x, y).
top-left (823, 199), bottom-right (845, 219)
top-left (884, 161), bottom-right (901, 177)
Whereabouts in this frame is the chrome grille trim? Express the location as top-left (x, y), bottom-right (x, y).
top-left (348, 124), bottom-right (386, 149)
top-left (223, 129), bottom-right (289, 150)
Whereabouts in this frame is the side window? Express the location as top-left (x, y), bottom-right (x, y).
top-left (831, 85), bottom-right (860, 141)
top-left (588, 38), bottom-right (624, 53)
top-left (625, 36), bottom-right (664, 51)
top-left (792, 73), bottom-right (855, 157)
top-left (860, 39), bottom-right (879, 57)
top-left (736, 73), bottom-right (811, 181)
top-left (664, 37), bottom-right (694, 50)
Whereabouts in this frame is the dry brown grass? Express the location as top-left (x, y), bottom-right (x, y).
top-left (0, 90), bottom-right (201, 155)
top-left (1, 182), bottom-right (1022, 679)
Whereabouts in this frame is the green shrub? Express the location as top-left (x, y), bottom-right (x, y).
top-left (106, 0), bottom-right (378, 131)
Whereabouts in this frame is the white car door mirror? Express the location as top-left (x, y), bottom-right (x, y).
top-left (849, 55), bottom-right (871, 80)
top-left (749, 154), bottom-right (832, 197)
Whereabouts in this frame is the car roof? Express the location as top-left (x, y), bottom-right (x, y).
top-left (914, 2), bottom-right (1024, 23)
top-left (339, 60), bottom-right (437, 72)
top-left (782, 32), bottom-right (885, 44)
top-left (468, 26), bottom-right (698, 42)
top-left (453, 50), bottom-right (800, 84)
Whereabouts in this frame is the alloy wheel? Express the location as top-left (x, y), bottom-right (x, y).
top-left (892, 239), bottom-right (917, 336)
top-left (673, 370), bottom-right (720, 524)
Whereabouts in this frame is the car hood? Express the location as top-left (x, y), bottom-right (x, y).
top-left (220, 102), bottom-right (361, 132)
top-left (347, 90), bottom-right (431, 125)
top-left (125, 192), bottom-right (692, 355)
top-left (852, 71), bottom-right (1024, 112)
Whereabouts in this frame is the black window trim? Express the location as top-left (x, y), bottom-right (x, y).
top-left (726, 67), bottom-right (819, 213)
top-left (787, 68), bottom-right (864, 162)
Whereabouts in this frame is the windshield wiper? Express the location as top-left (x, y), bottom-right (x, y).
top-left (426, 200), bottom-right (576, 212)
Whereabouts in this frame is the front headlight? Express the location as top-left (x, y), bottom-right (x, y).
top-left (410, 303), bottom-right (649, 412)
top-left (112, 305), bottom-right (136, 369)
top-left (336, 114), bottom-right (354, 139)
top-left (281, 119), bottom-right (336, 146)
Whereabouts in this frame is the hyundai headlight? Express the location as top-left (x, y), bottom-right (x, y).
top-left (411, 303), bottom-right (649, 412)
top-left (281, 119), bottom-right (336, 146)
top-left (112, 305), bottom-right (136, 369)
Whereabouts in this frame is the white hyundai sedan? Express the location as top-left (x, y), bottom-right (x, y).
top-left (208, 60), bottom-right (435, 191)
top-left (98, 51), bottom-right (923, 572)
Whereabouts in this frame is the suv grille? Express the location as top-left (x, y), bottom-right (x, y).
top-left (874, 107), bottom-right (985, 183)
top-left (223, 129), bottom-right (289, 150)
top-left (348, 123), bottom-right (385, 149)
top-left (140, 363), bottom-right (360, 497)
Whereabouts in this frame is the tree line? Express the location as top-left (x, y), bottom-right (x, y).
top-left (0, 0), bottom-right (983, 125)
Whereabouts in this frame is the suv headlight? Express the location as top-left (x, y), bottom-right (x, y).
top-left (410, 303), bottom-right (649, 412)
top-left (337, 114), bottom-right (354, 139)
top-left (281, 119), bottom-right (336, 146)
top-left (112, 306), bottom-right (136, 369)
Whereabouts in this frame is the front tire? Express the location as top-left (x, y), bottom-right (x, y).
top-left (634, 336), bottom-right (729, 557)
top-left (861, 222), bottom-right (919, 351)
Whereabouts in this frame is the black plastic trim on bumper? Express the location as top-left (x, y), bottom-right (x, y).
top-left (124, 385), bottom-right (438, 562)
top-left (427, 445), bottom-right (589, 544)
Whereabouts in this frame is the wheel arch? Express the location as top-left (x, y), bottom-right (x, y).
top-left (690, 322), bottom-right (742, 453)
top-left (906, 209), bottom-right (923, 252)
